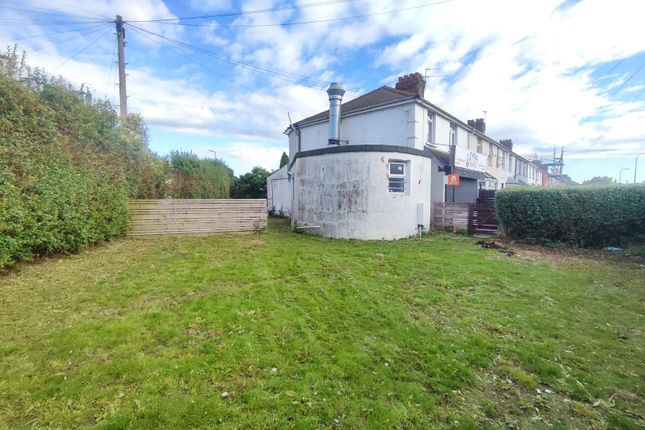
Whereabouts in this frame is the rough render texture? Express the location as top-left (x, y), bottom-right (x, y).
top-left (291, 152), bottom-right (432, 240)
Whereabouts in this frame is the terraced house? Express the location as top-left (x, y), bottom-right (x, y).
top-left (268, 72), bottom-right (545, 239)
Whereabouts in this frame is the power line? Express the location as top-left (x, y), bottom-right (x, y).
top-left (611, 60), bottom-right (645, 97)
top-left (104, 34), bottom-right (118, 101)
top-left (27, 24), bottom-right (114, 53)
top-left (143, 0), bottom-right (454, 28)
top-left (127, 23), bottom-right (349, 90)
top-left (127, 0), bottom-right (358, 23)
top-left (1, 2), bottom-right (111, 22)
top-left (50, 27), bottom-right (112, 73)
top-left (7, 23), bottom-right (110, 42)
top-left (127, 25), bottom-right (299, 114)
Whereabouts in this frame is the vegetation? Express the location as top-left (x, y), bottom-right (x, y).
top-left (0, 47), bottom-right (158, 268)
top-left (583, 176), bottom-right (615, 186)
top-left (0, 48), bottom-right (237, 268)
top-left (232, 166), bottom-right (270, 198)
top-left (169, 150), bottom-right (232, 199)
top-left (1, 219), bottom-right (643, 429)
top-left (496, 184), bottom-right (645, 247)
top-left (279, 151), bottom-right (289, 168)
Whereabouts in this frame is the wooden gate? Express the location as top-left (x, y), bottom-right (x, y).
top-left (468, 203), bottom-right (499, 235)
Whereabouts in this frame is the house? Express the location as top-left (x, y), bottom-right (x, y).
top-left (267, 72), bottom-right (545, 239)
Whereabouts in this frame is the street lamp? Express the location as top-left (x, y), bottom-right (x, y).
top-left (207, 149), bottom-right (217, 159)
top-left (635, 152), bottom-right (645, 184)
top-left (618, 168), bottom-right (629, 184)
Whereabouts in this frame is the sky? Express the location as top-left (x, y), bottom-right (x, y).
top-left (1, 0), bottom-right (644, 183)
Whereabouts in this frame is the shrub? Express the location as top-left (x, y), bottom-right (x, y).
top-left (0, 50), bottom-right (134, 268)
top-left (169, 151), bottom-right (232, 199)
top-left (496, 185), bottom-right (645, 247)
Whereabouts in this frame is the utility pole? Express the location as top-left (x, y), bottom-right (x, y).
top-left (116, 15), bottom-right (127, 118)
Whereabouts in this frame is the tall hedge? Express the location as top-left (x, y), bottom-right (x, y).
top-left (496, 185), bottom-right (645, 247)
top-left (0, 47), bottom-right (157, 268)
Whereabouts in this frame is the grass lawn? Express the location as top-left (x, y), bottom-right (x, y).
top-left (1, 218), bottom-right (643, 429)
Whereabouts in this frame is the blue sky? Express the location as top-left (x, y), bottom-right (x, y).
top-left (1, 0), bottom-right (644, 183)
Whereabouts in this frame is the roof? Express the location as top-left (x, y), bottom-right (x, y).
top-left (426, 147), bottom-right (450, 165)
top-left (294, 86), bottom-right (415, 127)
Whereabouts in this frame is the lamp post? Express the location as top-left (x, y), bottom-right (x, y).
top-left (635, 152), bottom-right (645, 184)
top-left (618, 168), bottom-right (629, 184)
top-left (207, 149), bottom-right (217, 159)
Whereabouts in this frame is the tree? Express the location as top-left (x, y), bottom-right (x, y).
top-left (279, 151), bottom-right (289, 168)
top-left (232, 166), bottom-right (270, 198)
top-left (582, 176), bottom-right (614, 186)
top-left (169, 151), bottom-right (231, 198)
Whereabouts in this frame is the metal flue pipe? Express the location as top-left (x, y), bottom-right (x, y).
top-left (326, 82), bottom-right (345, 145)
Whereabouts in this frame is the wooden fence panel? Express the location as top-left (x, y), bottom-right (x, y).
top-left (128, 199), bottom-right (267, 236)
top-left (432, 203), bottom-right (470, 230)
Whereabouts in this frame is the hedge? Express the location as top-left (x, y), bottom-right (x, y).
top-left (0, 65), bottom-right (130, 268)
top-left (496, 185), bottom-right (645, 247)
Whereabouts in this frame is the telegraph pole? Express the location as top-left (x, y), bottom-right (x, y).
top-left (115, 15), bottom-right (127, 118)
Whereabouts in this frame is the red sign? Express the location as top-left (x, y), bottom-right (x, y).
top-left (447, 174), bottom-right (460, 186)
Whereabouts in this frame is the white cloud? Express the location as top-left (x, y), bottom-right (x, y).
top-left (3, 0), bottom-right (645, 177)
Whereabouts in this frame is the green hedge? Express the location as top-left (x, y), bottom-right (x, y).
top-left (496, 185), bottom-right (645, 247)
top-left (0, 66), bottom-right (129, 268)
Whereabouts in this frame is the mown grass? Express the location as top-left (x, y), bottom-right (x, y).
top-left (1, 218), bottom-right (643, 429)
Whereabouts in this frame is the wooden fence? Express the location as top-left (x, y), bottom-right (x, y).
top-left (128, 199), bottom-right (267, 236)
top-left (432, 203), bottom-right (470, 230)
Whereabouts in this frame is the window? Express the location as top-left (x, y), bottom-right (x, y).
top-left (496, 148), bottom-right (501, 168)
top-left (449, 123), bottom-right (457, 147)
top-left (388, 161), bottom-right (406, 193)
top-left (427, 112), bottom-right (435, 144)
top-left (501, 151), bottom-right (506, 169)
top-left (477, 138), bottom-right (483, 154)
top-left (487, 143), bottom-right (493, 166)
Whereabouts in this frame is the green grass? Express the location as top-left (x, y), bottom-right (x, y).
top-left (1, 218), bottom-right (643, 429)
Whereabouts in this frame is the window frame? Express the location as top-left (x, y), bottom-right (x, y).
top-left (388, 160), bottom-right (407, 194)
top-left (449, 123), bottom-right (457, 147)
top-left (427, 112), bottom-right (435, 144)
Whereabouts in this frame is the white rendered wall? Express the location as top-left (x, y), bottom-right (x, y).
top-left (296, 102), bottom-right (417, 152)
top-left (267, 165), bottom-right (292, 216)
top-left (291, 151), bottom-right (432, 240)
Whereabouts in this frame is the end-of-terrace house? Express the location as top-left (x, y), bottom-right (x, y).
top-left (267, 72), bottom-right (545, 240)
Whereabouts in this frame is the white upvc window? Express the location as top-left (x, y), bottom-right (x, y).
top-left (477, 138), bottom-right (483, 154)
top-left (388, 161), bottom-right (407, 193)
top-left (449, 123), bottom-right (457, 147)
top-left (427, 112), bottom-right (435, 144)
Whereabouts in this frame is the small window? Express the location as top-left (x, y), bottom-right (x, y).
top-left (427, 112), bottom-right (435, 143)
top-left (449, 124), bottom-right (457, 146)
top-left (390, 162), bottom-right (404, 175)
top-left (477, 138), bottom-right (483, 154)
top-left (388, 161), bottom-right (406, 193)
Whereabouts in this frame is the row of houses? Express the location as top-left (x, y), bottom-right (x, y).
top-left (268, 72), bottom-right (547, 239)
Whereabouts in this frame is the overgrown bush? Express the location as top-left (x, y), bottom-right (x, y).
top-left (0, 47), bottom-right (161, 268)
top-left (496, 185), bottom-right (645, 247)
top-left (169, 151), bottom-right (232, 198)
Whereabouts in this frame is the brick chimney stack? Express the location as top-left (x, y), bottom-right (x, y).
top-left (467, 118), bottom-right (486, 134)
top-left (395, 72), bottom-right (426, 98)
top-left (500, 139), bottom-right (513, 151)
